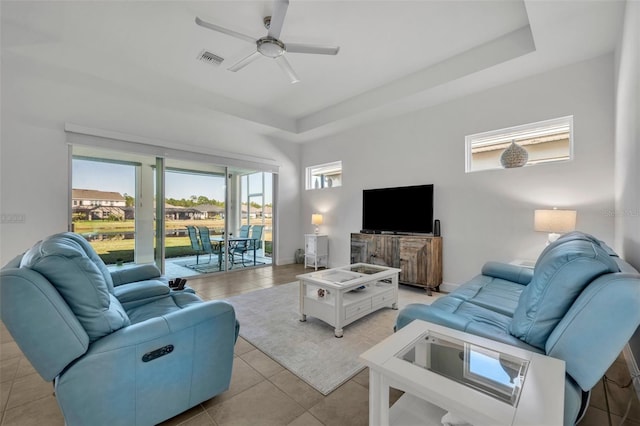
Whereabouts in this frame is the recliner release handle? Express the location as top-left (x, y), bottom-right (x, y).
top-left (142, 345), bottom-right (174, 362)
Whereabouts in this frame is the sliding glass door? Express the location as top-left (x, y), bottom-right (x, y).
top-left (162, 161), bottom-right (227, 275)
top-left (71, 157), bottom-right (139, 266)
top-left (71, 144), bottom-right (275, 275)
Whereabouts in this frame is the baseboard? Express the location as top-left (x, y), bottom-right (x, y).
top-left (439, 281), bottom-right (459, 293)
top-left (276, 257), bottom-right (295, 266)
top-left (622, 343), bottom-right (640, 400)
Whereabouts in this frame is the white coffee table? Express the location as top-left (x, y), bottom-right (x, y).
top-left (296, 263), bottom-right (401, 338)
top-left (360, 319), bottom-right (565, 426)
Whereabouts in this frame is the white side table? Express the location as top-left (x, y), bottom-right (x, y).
top-left (304, 234), bottom-right (328, 270)
top-left (360, 319), bottom-right (565, 426)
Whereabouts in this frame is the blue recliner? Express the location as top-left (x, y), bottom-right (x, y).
top-left (396, 231), bottom-right (640, 425)
top-left (0, 232), bottom-right (239, 425)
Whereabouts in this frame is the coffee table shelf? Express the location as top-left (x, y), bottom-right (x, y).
top-left (297, 263), bottom-right (401, 338)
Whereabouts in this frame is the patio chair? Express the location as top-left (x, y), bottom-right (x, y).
top-left (197, 226), bottom-right (221, 266)
top-left (186, 225), bottom-right (209, 265)
top-left (230, 225), bottom-right (251, 267)
top-left (233, 225), bottom-right (264, 267)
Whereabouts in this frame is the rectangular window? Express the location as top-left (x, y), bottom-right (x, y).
top-left (306, 161), bottom-right (342, 190)
top-left (465, 116), bottom-right (573, 173)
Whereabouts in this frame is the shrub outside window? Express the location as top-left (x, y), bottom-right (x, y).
top-left (306, 161), bottom-right (342, 190)
top-left (465, 116), bottom-right (573, 173)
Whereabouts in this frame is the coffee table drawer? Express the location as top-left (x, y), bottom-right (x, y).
top-left (372, 288), bottom-right (395, 310)
top-left (345, 298), bottom-right (372, 321)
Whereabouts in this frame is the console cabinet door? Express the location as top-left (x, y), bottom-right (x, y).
top-left (399, 237), bottom-right (429, 285)
top-left (350, 234), bottom-right (396, 267)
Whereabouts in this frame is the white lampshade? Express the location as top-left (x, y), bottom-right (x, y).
top-left (312, 213), bottom-right (323, 233)
top-left (534, 209), bottom-right (577, 244)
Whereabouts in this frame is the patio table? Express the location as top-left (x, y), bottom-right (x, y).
top-left (210, 237), bottom-right (258, 269)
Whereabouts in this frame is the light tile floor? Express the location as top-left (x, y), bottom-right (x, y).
top-left (1, 263), bottom-right (639, 425)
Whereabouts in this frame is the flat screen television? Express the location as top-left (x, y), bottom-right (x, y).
top-left (362, 184), bottom-right (434, 234)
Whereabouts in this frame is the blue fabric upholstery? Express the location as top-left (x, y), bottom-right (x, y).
top-left (1, 232), bottom-right (239, 426)
top-left (395, 231), bottom-right (640, 426)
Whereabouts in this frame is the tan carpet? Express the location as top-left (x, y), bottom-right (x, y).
top-left (225, 282), bottom-right (439, 395)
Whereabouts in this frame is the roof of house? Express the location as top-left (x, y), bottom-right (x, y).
top-left (72, 189), bottom-right (125, 201)
top-left (196, 204), bottom-right (225, 213)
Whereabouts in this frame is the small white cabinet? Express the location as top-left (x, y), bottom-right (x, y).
top-left (304, 234), bottom-right (328, 270)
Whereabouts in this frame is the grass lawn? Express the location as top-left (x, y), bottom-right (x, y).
top-left (90, 237), bottom-right (195, 264)
top-left (83, 222), bottom-right (273, 265)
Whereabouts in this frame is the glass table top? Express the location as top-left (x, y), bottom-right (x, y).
top-left (396, 332), bottom-right (529, 406)
top-left (347, 264), bottom-right (388, 275)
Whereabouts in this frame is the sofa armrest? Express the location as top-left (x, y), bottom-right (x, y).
top-left (110, 264), bottom-right (161, 286)
top-left (0, 268), bottom-right (89, 381)
top-left (86, 300), bottom-right (236, 352)
top-left (55, 300), bottom-right (238, 425)
top-left (112, 280), bottom-right (170, 308)
top-left (481, 261), bottom-right (533, 285)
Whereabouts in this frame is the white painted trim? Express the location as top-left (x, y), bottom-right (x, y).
top-left (65, 122), bottom-right (280, 173)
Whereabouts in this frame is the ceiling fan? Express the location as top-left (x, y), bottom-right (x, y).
top-left (195, 0), bottom-right (339, 84)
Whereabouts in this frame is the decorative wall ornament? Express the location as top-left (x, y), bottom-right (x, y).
top-left (500, 140), bottom-right (529, 168)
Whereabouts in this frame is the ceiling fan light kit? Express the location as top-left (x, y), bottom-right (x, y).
top-left (257, 38), bottom-right (286, 58)
top-left (195, 0), bottom-right (339, 84)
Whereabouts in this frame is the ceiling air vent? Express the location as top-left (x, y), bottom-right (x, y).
top-left (197, 50), bottom-right (224, 66)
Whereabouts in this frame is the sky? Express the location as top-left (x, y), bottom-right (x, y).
top-left (72, 159), bottom-right (271, 203)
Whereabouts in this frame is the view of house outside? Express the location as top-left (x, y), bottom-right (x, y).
top-left (72, 159), bottom-right (272, 265)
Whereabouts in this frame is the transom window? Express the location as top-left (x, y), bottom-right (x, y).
top-left (306, 161), bottom-right (342, 190)
top-left (465, 116), bottom-right (573, 173)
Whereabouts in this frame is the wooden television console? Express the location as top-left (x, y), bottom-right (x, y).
top-left (350, 233), bottom-right (442, 295)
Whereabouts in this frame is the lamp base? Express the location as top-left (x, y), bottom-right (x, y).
top-left (547, 232), bottom-right (562, 245)
top-left (314, 226), bottom-right (319, 234)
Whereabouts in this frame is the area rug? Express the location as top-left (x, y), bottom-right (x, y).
top-left (224, 282), bottom-right (439, 395)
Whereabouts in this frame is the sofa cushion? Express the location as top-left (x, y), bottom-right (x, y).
top-left (20, 233), bottom-right (130, 342)
top-left (126, 292), bottom-right (203, 324)
top-left (446, 273), bottom-right (526, 317)
top-left (396, 300), bottom-right (541, 352)
top-left (509, 235), bottom-right (620, 349)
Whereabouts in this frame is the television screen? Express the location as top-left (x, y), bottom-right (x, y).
top-left (362, 184), bottom-right (434, 234)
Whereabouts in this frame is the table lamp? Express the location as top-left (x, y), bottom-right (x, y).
top-left (312, 213), bottom-right (323, 234)
top-left (534, 208), bottom-right (577, 245)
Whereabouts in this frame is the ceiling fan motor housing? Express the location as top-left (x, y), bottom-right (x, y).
top-left (257, 37), bottom-right (286, 58)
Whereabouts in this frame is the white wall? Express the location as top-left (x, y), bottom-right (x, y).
top-left (614, 0), bottom-right (640, 270)
top-left (614, 0), bottom-right (640, 380)
top-left (0, 53), bottom-right (301, 265)
top-left (302, 54), bottom-right (616, 285)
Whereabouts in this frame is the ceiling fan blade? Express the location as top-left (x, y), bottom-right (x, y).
top-left (228, 51), bottom-right (262, 72)
top-left (285, 43), bottom-right (340, 55)
top-left (267, 0), bottom-right (289, 39)
top-left (275, 55), bottom-right (300, 84)
top-left (195, 17), bottom-right (256, 45)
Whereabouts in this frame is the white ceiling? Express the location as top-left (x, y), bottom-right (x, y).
top-left (1, 0), bottom-right (625, 142)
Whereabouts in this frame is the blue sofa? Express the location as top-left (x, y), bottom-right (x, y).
top-left (0, 232), bottom-right (239, 425)
top-left (396, 231), bottom-right (640, 425)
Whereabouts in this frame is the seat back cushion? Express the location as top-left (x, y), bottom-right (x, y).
top-left (509, 234), bottom-right (619, 349)
top-left (57, 232), bottom-right (116, 292)
top-left (20, 233), bottom-right (130, 342)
